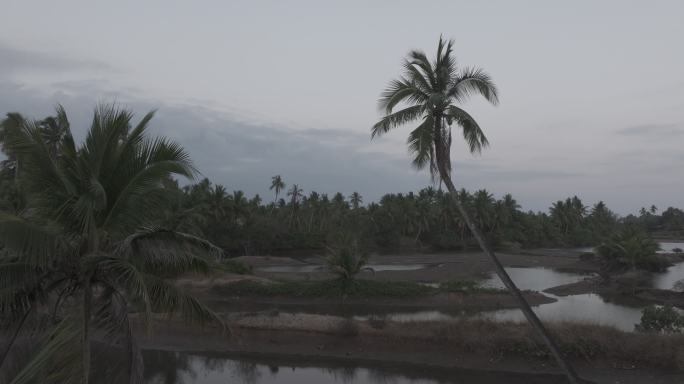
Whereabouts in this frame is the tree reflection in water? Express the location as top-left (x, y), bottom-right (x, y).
top-left (83, 348), bottom-right (565, 384)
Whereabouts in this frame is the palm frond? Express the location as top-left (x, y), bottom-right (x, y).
top-left (144, 275), bottom-right (225, 330)
top-left (371, 105), bottom-right (424, 139)
top-left (0, 213), bottom-right (61, 268)
top-left (116, 227), bottom-right (224, 273)
top-left (92, 257), bottom-right (152, 330)
top-left (377, 78), bottom-right (428, 113)
top-left (407, 50), bottom-right (436, 88)
top-left (407, 115), bottom-right (436, 172)
top-left (449, 67), bottom-right (499, 105)
top-left (91, 287), bottom-right (144, 384)
top-left (9, 315), bottom-right (83, 384)
top-left (446, 105), bottom-right (489, 153)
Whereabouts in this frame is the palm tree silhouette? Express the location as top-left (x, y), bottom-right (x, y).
top-left (269, 175), bottom-right (285, 202)
top-left (372, 36), bottom-right (582, 383)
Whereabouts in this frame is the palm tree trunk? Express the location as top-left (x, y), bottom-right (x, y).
top-left (82, 281), bottom-right (92, 384)
top-left (441, 174), bottom-right (582, 384)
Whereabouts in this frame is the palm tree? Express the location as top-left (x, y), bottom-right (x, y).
top-left (371, 37), bottom-right (582, 383)
top-left (287, 184), bottom-right (303, 228)
top-left (38, 104), bottom-right (70, 158)
top-left (0, 112), bottom-right (27, 179)
top-left (349, 192), bottom-right (363, 210)
top-left (0, 105), bottom-right (224, 384)
top-left (287, 184), bottom-right (303, 206)
top-left (269, 175), bottom-right (285, 202)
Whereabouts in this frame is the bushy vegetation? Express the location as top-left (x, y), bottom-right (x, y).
top-left (325, 234), bottom-right (372, 281)
top-left (596, 227), bottom-right (669, 272)
top-left (0, 105), bottom-right (224, 383)
top-left (636, 305), bottom-right (684, 333)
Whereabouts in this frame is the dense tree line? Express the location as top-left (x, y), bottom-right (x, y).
top-left (153, 176), bottom-right (681, 256)
top-left (1, 111), bottom-right (682, 258)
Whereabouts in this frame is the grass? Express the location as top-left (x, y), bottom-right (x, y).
top-left (409, 319), bottom-right (684, 370)
top-left (218, 259), bottom-right (253, 275)
top-left (217, 278), bottom-right (503, 299)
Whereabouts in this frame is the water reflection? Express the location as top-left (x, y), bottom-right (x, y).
top-left (483, 293), bottom-right (643, 331)
top-left (257, 264), bottom-right (433, 273)
top-left (652, 261), bottom-right (684, 291)
top-left (482, 267), bottom-right (593, 292)
top-left (138, 350), bottom-right (564, 384)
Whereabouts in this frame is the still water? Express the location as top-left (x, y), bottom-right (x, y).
top-left (135, 350), bottom-right (563, 384)
top-left (357, 264), bottom-right (684, 332)
top-left (257, 264), bottom-right (432, 273)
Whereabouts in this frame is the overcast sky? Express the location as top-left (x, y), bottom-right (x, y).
top-left (1, 0), bottom-right (683, 214)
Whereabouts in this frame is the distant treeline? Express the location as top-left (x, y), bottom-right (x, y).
top-left (1, 111), bottom-right (682, 256)
top-left (104, 176), bottom-right (682, 255)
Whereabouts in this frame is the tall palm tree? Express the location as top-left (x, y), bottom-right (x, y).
top-left (349, 192), bottom-right (363, 210)
top-left (372, 37), bottom-right (582, 383)
top-left (0, 105), bottom-right (224, 384)
top-left (269, 175), bottom-right (285, 202)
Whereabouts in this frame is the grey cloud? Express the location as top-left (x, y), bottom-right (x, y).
top-left (617, 123), bottom-right (683, 136)
top-left (0, 45), bottom-right (112, 74)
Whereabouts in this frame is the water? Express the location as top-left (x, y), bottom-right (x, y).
top-left (483, 293), bottom-right (643, 331)
top-left (658, 242), bottom-right (684, 254)
top-left (652, 261), bottom-right (684, 291)
top-left (481, 267), bottom-right (592, 292)
top-left (257, 264), bottom-right (433, 273)
top-left (134, 350), bottom-right (562, 384)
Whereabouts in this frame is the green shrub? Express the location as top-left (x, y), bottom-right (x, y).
top-left (325, 234), bottom-right (371, 281)
top-left (636, 305), bottom-right (684, 333)
top-left (672, 247), bottom-right (683, 254)
top-left (596, 228), bottom-right (666, 272)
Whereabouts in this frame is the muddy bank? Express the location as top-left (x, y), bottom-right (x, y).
top-left (200, 290), bottom-right (556, 315)
top-left (544, 278), bottom-right (601, 296)
top-left (544, 277), bottom-right (684, 309)
top-left (136, 313), bottom-right (684, 384)
top-left (237, 250), bottom-right (599, 282)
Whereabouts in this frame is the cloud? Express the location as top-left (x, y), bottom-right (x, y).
top-left (0, 44), bottom-right (112, 74)
top-left (617, 123), bottom-right (684, 137)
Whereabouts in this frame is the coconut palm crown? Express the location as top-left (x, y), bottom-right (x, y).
top-left (0, 105), bottom-right (224, 384)
top-left (372, 36), bottom-right (498, 180)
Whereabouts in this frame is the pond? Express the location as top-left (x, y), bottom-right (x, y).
top-left (652, 261), bottom-right (684, 291)
top-left (131, 350), bottom-right (564, 384)
top-left (483, 293), bottom-right (643, 331)
top-left (257, 264), bottom-right (434, 273)
top-left (357, 266), bottom-right (656, 332)
top-left (481, 267), bottom-right (592, 292)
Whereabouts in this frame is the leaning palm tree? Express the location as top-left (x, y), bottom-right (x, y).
top-left (0, 105), bottom-right (224, 384)
top-left (269, 175), bottom-right (285, 202)
top-left (372, 37), bottom-right (582, 383)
